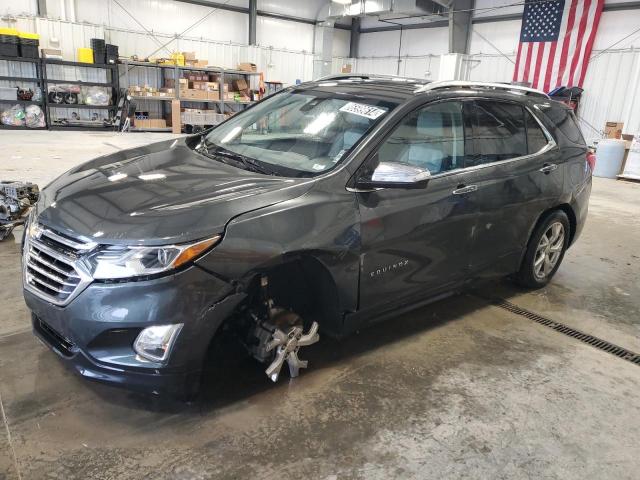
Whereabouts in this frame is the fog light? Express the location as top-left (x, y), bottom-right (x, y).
top-left (134, 324), bottom-right (183, 362)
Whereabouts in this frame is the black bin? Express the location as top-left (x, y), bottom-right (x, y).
top-left (19, 37), bottom-right (39, 58)
top-left (0, 33), bottom-right (19, 57)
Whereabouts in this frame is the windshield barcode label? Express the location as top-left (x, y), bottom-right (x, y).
top-left (339, 102), bottom-right (387, 120)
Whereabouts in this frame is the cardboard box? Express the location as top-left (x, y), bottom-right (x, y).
top-left (341, 63), bottom-right (352, 73)
top-left (163, 78), bottom-right (188, 89)
top-left (181, 89), bottom-right (219, 101)
top-left (185, 60), bottom-right (209, 68)
top-left (191, 81), bottom-right (219, 91)
top-left (604, 121), bottom-right (624, 139)
top-left (182, 51), bottom-right (196, 61)
top-left (234, 78), bottom-right (248, 91)
top-left (237, 62), bottom-right (257, 72)
top-left (171, 99), bottom-right (181, 133)
top-left (135, 118), bottom-right (167, 129)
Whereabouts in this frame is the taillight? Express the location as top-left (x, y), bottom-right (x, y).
top-left (586, 151), bottom-right (596, 172)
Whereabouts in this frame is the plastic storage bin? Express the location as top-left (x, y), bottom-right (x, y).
top-left (90, 38), bottom-right (106, 64)
top-left (0, 28), bottom-right (19, 57)
top-left (594, 139), bottom-right (626, 178)
top-left (77, 48), bottom-right (94, 64)
top-left (18, 32), bottom-right (39, 58)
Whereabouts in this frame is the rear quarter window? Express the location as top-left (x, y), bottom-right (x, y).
top-left (540, 104), bottom-right (585, 145)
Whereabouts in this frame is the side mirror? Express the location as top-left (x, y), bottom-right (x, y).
top-left (358, 161), bottom-right (431, 189)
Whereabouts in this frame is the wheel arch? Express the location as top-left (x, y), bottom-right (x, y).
top-left (240, 253), bottom-right (345, 337)
top-left (521, 203), bottom-right (576, 265)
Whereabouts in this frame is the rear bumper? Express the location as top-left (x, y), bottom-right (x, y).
top-left (570, 175), bottom-right (592, 246)
top-left (24, 265), bottom-right (245, 396)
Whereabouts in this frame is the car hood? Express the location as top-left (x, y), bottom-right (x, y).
top-left (34, 138), bottom-right (314, 245)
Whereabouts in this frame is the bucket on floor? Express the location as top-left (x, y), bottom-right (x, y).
top-left (594, 139), bottom-right (625, 178)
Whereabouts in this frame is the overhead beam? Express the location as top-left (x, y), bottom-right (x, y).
top-left (173, 0), bottom-right (351, 30)
top-left (359, 0), bottom-right (640, 34)
top-left (359, 19), bottom-right (448, 34)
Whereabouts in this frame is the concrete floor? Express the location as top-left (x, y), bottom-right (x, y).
top-left (1, 131), bottom-right (639, 479)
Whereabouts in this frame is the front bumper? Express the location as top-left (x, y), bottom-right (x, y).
top-left (24, 265), bottom-right (245, 396)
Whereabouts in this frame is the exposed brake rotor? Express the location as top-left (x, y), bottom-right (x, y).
top-left (265, 321), bottom-right (319, 382)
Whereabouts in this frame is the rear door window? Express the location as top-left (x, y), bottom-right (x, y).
top-left (464, 101), bottom-right (527, 166)
top-left (541, 105), bottom-right (585, 145)
top-left (526, 110), bottom-right (549, 154)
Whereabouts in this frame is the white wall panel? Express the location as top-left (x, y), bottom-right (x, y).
top-left (256, 15), bottom-right (313, 51)
top-left (592, 10), bottom-right (640, 50)
top-left (258, 0), bottom-right (326, 20)
top-left (466, 53), bottom-right (514, 82)
top-left (0, 0), bottom-right (37, 16)
top-left (469, 20), bottom-right (520, 55)
top-left (353, 55), bottom-right (439, 80)
top-left (359, 27), bottom-right (448, 58)
top-left (579, 49), bottom-right (640, 142)
top-left (76, 0), bottom-right (247, 46)
top-left (332, 28), bottom-right (350, 57)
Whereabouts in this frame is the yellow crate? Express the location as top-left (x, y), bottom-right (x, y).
top-left (171, 52), bottom-right (185, 67)
top-left (78, 48), bottom-right (94, 64)
top-left (18, 32), bottom-right (40, 40)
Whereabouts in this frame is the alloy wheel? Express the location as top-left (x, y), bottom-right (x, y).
top-left (533, 222), bottom-right (565, 280)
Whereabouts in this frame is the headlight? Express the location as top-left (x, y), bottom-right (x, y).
top-left (88, 235), bottom-right (220, 279)
top-left (134, 324), bottom-right (183, 362)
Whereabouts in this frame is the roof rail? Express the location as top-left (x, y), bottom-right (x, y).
top-left (317, 73), bottom-right (426, 83)
top-left (415, 80), bottom-right (549, 98)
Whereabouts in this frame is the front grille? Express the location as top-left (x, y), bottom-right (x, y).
top-left (24, 226), bottom-right (94, 306)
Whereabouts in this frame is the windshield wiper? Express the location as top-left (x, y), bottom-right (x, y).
top-left (208, 144), bottom-right (275, 175)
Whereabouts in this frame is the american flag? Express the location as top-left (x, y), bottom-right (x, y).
top-left (513, 0), bottom-right (604, 92)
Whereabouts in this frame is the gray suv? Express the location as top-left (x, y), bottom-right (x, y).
top-left (22, 77), bottom-right (592, 397)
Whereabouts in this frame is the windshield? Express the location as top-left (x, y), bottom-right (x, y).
top-left (202, 89), bottom-right (395, 177)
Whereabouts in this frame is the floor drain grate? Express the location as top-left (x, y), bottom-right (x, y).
top-left (491, 298), bottom-right (640, 366)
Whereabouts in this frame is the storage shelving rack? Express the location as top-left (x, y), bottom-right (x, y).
top-left (0, 55), bottom-right (47, 130)
top-left (119, 59), bottom-right (177, 132)
top-left (42, 58), bottom-right (119, 130)
top-left (119, 59), bottom-right (261, 133)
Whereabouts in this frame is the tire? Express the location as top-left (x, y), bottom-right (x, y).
top-left (514, 210), bottom-right (570, 289)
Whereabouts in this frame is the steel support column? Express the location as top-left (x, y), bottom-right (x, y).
top-left (37, 0), bottom-right (47, 16)
top-left (249, 0), bottom-right (257, 45)
top-left (448, 0), bottom-right (474, 54)
top-left (313, 20), bottom-right (335, 79)
top-left (349, 17), bottom-right (360, 58)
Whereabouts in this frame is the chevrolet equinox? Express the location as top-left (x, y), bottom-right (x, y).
top-left (22, 77), bottom-right (592, 397)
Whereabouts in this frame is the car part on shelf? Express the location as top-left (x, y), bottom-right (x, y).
top-left (48, 90), bottom-right (64, 104)
top-left (0, 181), bottom-right (39, 240)
top-left (17, 88), bottom-right (34, 101)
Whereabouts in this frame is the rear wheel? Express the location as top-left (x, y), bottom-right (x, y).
top-left (514, 210), bottom-right (570, 289)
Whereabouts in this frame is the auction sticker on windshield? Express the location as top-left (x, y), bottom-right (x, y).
top-left (339, 102), bottom-right (387, 120)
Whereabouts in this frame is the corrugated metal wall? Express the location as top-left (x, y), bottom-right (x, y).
top-left (579, 49), bottom-right (640, 142)
top-left (0, 15), bottom-right (316, 86)
top-left (354, 55), bottom-right (440, 80)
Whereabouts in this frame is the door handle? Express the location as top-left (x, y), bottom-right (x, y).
top-left (539, 163), bottom-right (558, 174)
top-left (452, 184), bottom-right (478, 195)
